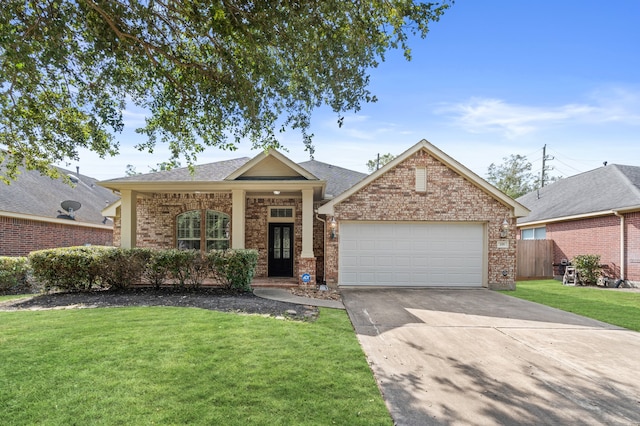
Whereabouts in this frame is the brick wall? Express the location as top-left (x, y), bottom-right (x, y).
top-left (113, 193), bottom-right (325, 281)
top-left (626, 212), bottom-right (640, 283)
top-left (548, 212), bottom-right (640, 283)
top-left (547, 216), bottom-right (620, 278)
top-left (135, 193), bottom-right (233, 249)
top-left (0, 215), bottom-right (113, 256)
top-left (325, 149), bottom-right (516, 289)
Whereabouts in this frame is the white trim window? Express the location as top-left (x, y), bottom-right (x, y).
top-left (521, 226), bottom-right (546, 240)
top-left (268, 206), bottom-right (295, 223)
top-left (177, 210), bottom-right (230, 250)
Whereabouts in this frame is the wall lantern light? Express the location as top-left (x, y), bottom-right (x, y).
top-left (500, 218), bottom-right (509, 238)
top-left (330, 217), bottom-right (337, 239)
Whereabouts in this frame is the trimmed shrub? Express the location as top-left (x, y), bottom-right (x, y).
top-left (25, 247), bottom-right (258, 293)
top-left (99, 248), bottom-right (151, 290)
top-left (186, 253), bottom-right (209, 289)
top-left (573, 254), bottom-right (602, 285)
top-left (0, 257), bottom-right (30, 293)
top-left (163, 249), bottom-right (199, 289)
top-left (28, 246), bottom-right (111, 291)
top-left (208, 249), bottom-right (258, 292)
top-left (144, 249), bottom-right (174, 289)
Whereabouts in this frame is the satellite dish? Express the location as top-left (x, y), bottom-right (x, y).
top-left (61, 200), bottom-right (81, 219)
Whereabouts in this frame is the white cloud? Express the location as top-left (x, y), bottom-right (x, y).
top-left (437, 87), bottom-right (640, 138)
top-left (321, 114), bottom-right (407, 141)
top-left (121, 108), bottom-right (148, 127)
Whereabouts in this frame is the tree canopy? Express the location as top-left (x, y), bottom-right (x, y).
top-left (366, 152), bottom-right (396, 172)
top-left (0, 0), bottom-right (452, 182)
top-left (486, 154), bottom-right (536, 199)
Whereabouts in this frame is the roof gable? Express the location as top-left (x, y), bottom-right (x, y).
top-left (318, 139), bottom-right (529, 217)
top-left (517, 164), bottom-right (640, 224)
top-left (98, 150), bottom-right (328, 201)
top-left (225, 149), bottom-right (318, 181)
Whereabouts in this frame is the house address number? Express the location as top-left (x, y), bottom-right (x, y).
top-left (497, 240), bottom-right (509, 249)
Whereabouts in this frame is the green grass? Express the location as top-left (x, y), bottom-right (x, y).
top-left (503, 280), bottom-right (640, 331)
top-left (0, 294), bottom-right (35, 303)
top-left (0, 307), bottom-right (391, 425)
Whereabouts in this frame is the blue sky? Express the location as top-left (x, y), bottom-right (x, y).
top-left (76, 1), bottom-right (640, 181)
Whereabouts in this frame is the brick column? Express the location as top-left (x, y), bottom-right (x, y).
top-left (298, 256), bottom-right (317, 287)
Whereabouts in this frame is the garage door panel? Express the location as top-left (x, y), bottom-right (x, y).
top-left (339, 223), bottom-right (483, 287)
top-left (358, 256), bottom-right (376, 267)
top-left (395, 257), bottom-right (412, 267)
top-left (396, 240), bottom-right (413, 251)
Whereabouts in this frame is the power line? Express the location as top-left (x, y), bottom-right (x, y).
top-left (546, 147), bottom-right (602, 171)
top-left (551, 156), bottom-right (586, 175)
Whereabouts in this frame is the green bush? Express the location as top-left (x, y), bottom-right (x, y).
top-left (186, 253), bottom-right (210, 289)
top-left (208, 249), bottom-right (258, 292)
top-left (29, 246), bottom-right (111, 291)
top-left (572, 254), bottom-right (602, 285)
top-left (162, 249), bottom-right (199, 289)
top-left (99, 248), bottom-right (151, 290)
top-left (144, 249), bottom-right (174, 289)
top-left (0, 257), bottom-right (30, 293)
top-left (25, 247), bottom-right (258, 293)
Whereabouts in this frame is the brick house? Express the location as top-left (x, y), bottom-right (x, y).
top-left (100, 140), bottom-right (529, 289)
top-left (517, 164), bottom-right (640, 287)
top-left (0, 166), bottom-right (119, 256)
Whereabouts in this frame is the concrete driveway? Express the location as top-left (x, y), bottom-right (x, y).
top-left (342, 288), bottom-right (640, 426)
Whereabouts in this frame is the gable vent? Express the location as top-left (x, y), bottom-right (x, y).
top-left (415, 167), bottom-right (427, 192)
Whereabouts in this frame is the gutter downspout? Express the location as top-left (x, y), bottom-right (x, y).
top-left (613, 210), bottom-right (625, 283)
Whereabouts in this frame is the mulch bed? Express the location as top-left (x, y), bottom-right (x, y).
top-left (0, 288), bottom-right (320, 320)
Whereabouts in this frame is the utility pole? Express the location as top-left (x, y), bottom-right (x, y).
top-left (541, 144), bottom-right (554, 187)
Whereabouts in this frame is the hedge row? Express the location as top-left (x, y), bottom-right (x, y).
top-left (24, 246), bottom-right (258, 292)
top-left (0, 256), bottom-right (30, 292)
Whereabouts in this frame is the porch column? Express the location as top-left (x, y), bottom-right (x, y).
top-left (301, 188), bottom-right (314, 258)
top-left (120, 189), bottom-right (137, 248)
top-left (231, 189), bottom-right (245, 249)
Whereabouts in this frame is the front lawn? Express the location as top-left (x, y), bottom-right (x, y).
top-left (0, 307), bottom-right (391, 425)
top-left (504, 280), bottom-right (640, 331)
top-left (0, 294), bottom-right (34, 303)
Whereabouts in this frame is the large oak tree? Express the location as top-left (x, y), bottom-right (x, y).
top-left (0, 0), bottom-right (451, 182)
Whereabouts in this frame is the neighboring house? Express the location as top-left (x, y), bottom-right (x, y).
top-left (517, 164), bottom-right (640, 286)
top-left (0, 165), bottom-right (119, 256)
top-left (100, 140), bottom-right (529, 289)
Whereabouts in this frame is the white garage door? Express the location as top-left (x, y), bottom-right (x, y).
top-left (339, 222), bottom-right (484, 287)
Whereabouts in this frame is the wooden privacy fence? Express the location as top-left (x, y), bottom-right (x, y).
top-left (517, 240), bottom-right (554, 279)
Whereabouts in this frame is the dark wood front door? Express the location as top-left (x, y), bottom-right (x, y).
top-left (268, 223), bottom-right (293, 277)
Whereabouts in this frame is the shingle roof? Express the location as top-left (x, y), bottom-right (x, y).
top-left (0, 166), bottom-right (120, 225)
top-left (100, 155), bottom-right (368, 199)
top-left (517, 164), bottom-right (640, 224)
top-left (100, 157), bottom-right (252, 183)
top-left (297, 160), bottom-right (367, 198)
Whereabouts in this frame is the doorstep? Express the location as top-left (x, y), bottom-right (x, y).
top-left (251, 277), bottom-right (299, 288)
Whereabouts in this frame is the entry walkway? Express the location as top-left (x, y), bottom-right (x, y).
top-left (253, 287), bottom-right (344, 310)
